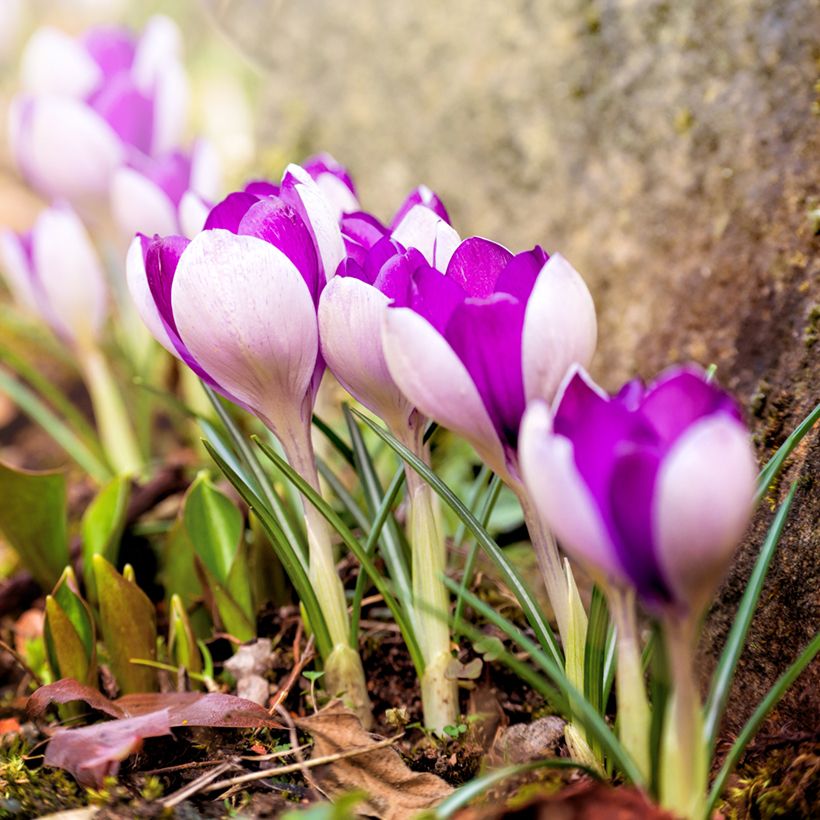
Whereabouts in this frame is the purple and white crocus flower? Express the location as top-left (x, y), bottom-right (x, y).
top-left (520, 365), bottom-right (757, 614)
top-left (381, 236), bottom-right (597, 486)
top-left (126, 164), bottom-right (371, 725)
top-left (9, 16), bottom-right (188, 203)
top-left (0, 203), bottom-right (107, 350)
top-left (111, 140), bottom-right (221, 239)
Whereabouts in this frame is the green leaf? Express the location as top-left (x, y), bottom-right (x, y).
top-left (183, 472), bottom-right (243, 583)
top-left (312, 413), bottom-right (355, 467)
top-left (212, 582), bottom-right (256, 642)
top-left (81, 474), bottom-right (131, 603)
top-left (583, 586), bottom-right (610, 762)
top-left (351, 408), bottom-right (563, 669)
top-left (44, 596), bottom-right (93, 685)
top-left (160, 515), bottom-right (205, 612)
top-left (168, 594), bottom-right (202, 676)
top-left (705, 631), bottom-right (820, 818)
top-left (253, 435), bottom-right (425, 677)
top-left (444, 578), bottom-right (643, 786)
top-left (756, 402), bottom-right (819, 504)
top-left (202, 439), bottom-right (333, 660)
top-left (703, 482), bottom-right (797, 755)
top-left (51, 567), bottom-right (95, 661)
top-left (0, 368), bottom-right (111, 482)
top-left (0, 460), bottom-right (69, 589)
top-left (93, 555), bottom-right (158, 693)
top-left (647, 623), bottom-right (669, 798)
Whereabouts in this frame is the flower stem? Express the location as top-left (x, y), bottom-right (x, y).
top-left (398, 417), bottom-right (457, 735)
top-left (660, 613), bottom-right (707, 819)
top-left (79, 345), bottom-right (142, 477)
top-left (608, 585), bottom-right (651, 781)
top-left (278, 413), bottom-right (373, 728)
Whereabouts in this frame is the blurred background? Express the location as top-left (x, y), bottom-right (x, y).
top-left (0, 0), bottom-right (817, 740)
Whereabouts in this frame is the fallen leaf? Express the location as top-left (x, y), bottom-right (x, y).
top-left (28, 680), bottom-right (283, 787)
top-left (296, 701), bottom-right (453, 819)
top-left (45, 710), bottom-right (172, 787)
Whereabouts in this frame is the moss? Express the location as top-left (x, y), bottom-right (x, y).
top-left (802, 304), bottom-right (820, 349)
top-left (720, 746), bottom-right (820, 819)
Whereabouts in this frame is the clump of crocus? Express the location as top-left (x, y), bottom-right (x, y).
top-left (127, 164), bottom-right (372, 725)
top-left (9, 16), bottom-right (189, 205)
top-left (520, 364), bottom-right (757, 818)
top-left (319, 190), bottom-right (460, 732)
top-left (0, 203), bottom-right (141, 476)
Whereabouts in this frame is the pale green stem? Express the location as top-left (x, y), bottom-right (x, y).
top-left (397, 417), bottom-right (457, 734)
top-left (517, 486), bottom-right (595, 764)
top-left (608, 585), bottom-right (651, 781)
top-left (660, 613), bottom-right (707, 820)
top-left (79, 345), bottom-right (142, 477)
top-left (277, 411), bottom-right (373, 728)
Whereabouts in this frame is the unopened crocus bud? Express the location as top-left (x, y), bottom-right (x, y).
top-left (0, 203), bottom-right (107, 349)
top-left (520, 366), bottom-right (757, 612)
top-left (382, 237), bottom-right (596, 482)
top-left (9, 16), bottom-right (188, 204)
top-left (303, 153), bottom-right (359, 219)
top-left (111, 140), bottom-right (221, 239)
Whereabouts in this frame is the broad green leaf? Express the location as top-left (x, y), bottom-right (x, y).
top-left (0, 368), bottom-right (111, 482)
top-left (705, 631), bottom-right (820, 818)
top-left (351, 409), bottom-right (563, 669)
top-left (202, 439), bottom-right (333, 660)
top-left (51, 567), bottom-right (95, 661)
top-left (81, 475), bottom-right (131, 602)
top-left (160, 515), bottom-right (204, 611)
top-left (212, 582), bottom-right (256, 642)
top-left (703, 483), bottom-right (797, 754)
top-left (44, 597), bottom-right (93, 685)
top-left (183, 472), bottom-right (243, 583)
top-left (93, 555), bottom-right (157, 693)
top-left (0, 460), bottom-right (68, 589)
top-left (226, 540), bottom-right (255, 625)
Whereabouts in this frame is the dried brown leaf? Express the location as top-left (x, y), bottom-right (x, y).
top-left (27, 679), bottom-right (125, 721)
top-left (296, 701), bottom-right (453, 819)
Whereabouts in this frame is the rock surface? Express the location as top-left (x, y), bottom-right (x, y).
top-left (207, 0), bottom-right (819, 734)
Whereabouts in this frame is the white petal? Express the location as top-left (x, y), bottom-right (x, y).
top-left (172, 230), bottom-right (318, 428)
top-left (19, 95), bottom-right (123, 201)
top-left (382, 307), bottom-right (506, 474)
top-left (132, 14), bottom-right (183, 92)
top-left (125, 235), bottom-right (174, 353)
top-left (20, 27), bottom-right (102, 97)
top-left (33, 204), bottom-right (108, 347)
top-left (653, 414), bottom-right (757, 609)
top-left (283, 163), bottom-right (346, 281)
top-left (111, 167), bottom-right (177, 239)
top-left (318, 277), bottom-right (412, 429)
top-left (313, 173), bottom-right (359, 220)
top-left (150, 59), bottom-right (189, 154)
top-left (522, 253), bottom-right (597, 404)
top-left (390, 205), bottom-right (461, 271)
top-left (178, 191), bottom-right (210, 238)
top-left (0, 230), bottom-right (38, 312)
top-left (520, 401), bottom-right (627, 583)
top-left (189, 139), bottom-right (221, 201)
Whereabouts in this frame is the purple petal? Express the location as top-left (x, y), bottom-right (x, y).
top-left (445, 237), bottom-right (513, 298)
top-left (336, 257), bottom-right (370, 283)
top-left (409, 264), bottom-right (466, 334)
top-left (303, 152), bottom-right (357, 195)
top-left (203, 192), bottom-right (259, 233)
top-left (372, 247), bottom-right (429, 306)
top-left (244, 180), bottom-right (280, 197)
top-left (638, 367), bottom-right (742, 448)
top-left (390, 185), bottom-right (450, 229)
top-left (363, 237), bottom-right (405, 285)
top-left (87, 74), bottom-right (154, 154)
top-left (616, 378), bottom-right (646, 411)
top-left (608, 447), bottom-right (672, 602)
top-left (82, 27), bottom-right (136, 78)
top-left (127, 150), bottom-right (191, 206)
top-left (444, 294), bottom-right (527, 450)
top-left (145, 235), bottom-right (189, 340)
top-left (237, 197), bottom-right (320, 303)
top-left (341, 211), bottom-right (387, 250)
top-left (494, 246), bottom-right (549, 302)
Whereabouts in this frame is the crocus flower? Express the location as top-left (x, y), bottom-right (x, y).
top-left (319, 191), bottom-right (458, 431)
top-left (520, 365), bottom-right (757, 612)
top-left (111, 140), bottom-right (221, 239)
top-left (0, 202), bottom-right (107, 350)
top-left (9, 16), bottom-right (188, 203)
top-left (126, 164), bottom-right (343, 432)
top-left (382, 237), bottom-right (597, 483)
top-left (302, 153), bottom-right (359, 219)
